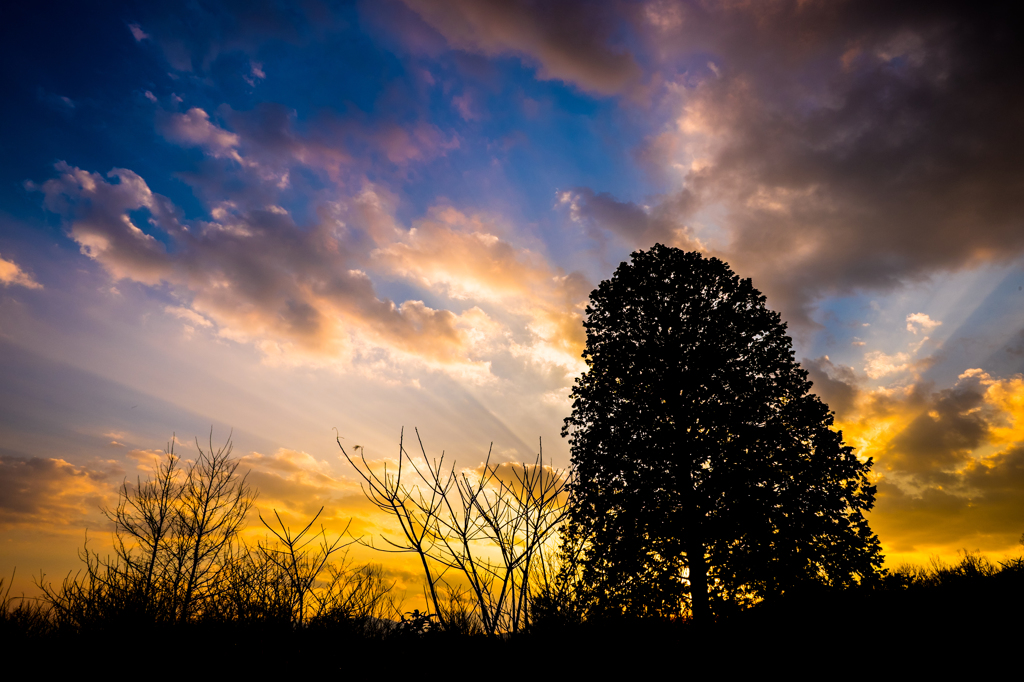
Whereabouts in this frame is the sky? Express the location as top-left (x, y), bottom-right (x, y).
top-left (2, 0), bottom-right (1023, 597)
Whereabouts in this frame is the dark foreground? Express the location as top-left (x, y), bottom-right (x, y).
top-left (4, 554), bottom-right (1022, 673)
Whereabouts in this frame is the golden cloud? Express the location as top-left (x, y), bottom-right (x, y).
top-left (372, 204), bottom-right (590, 373)
top-left (0, 455), bottom-right (122, 530)
top-left (816, 366), bottom-right (1024, 564)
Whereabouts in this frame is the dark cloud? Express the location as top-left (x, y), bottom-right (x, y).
top-left (814, 367), bottom-right (1024, 556)
top-left (576, 1), bottom-right (1024, 324)
top-left (238, 448), bottom-right (363, 522)
top-left (873, 445), bottom-right (1024, 553)
top-left (772, 355), bottom-right (1024, 556)
top-left (883, 377), bottom-right (990, 476)
top-left (803, 356), bottom-right (858, 418)
top-left (154, 103), bottom-right (458, 211)
top-left (0, 455), bottom-right (120, 526)
top-left (221, 103), bottom-right (458, 173)
top-left (399, 0), bottom-right (642, 94)
top-left (562, 187), bottom-right (699, 251)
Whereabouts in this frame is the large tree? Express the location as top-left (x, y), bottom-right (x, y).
top-left (562, 245), bottom-right (882, 622)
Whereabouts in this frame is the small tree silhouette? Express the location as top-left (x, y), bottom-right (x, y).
top-left (27, 431), bottom-right (399, 638)
top-left (339, 428), bottom-right (567, 635)
top-left (257, 507), bottom-right (352, 627)
top-left (39, 431), bottom-right (255, 625)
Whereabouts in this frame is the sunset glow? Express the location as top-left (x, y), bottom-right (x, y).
top-left (2, 1), bottom-right (1022, 601)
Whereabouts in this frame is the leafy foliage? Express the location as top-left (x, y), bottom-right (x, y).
top-left (562, 245), bottom-right (883, 620)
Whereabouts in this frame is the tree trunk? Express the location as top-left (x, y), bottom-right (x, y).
top-left (684, 451), bottom-right (710, 623)
top-left (688, 536), bottom-right (710, 623)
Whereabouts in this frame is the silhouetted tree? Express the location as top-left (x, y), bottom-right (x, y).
top-left (562, 245), bottom-right (882, 622)
top-left (339, 429), bottom-right (567, 635)
top-left (39, 432), bottom-right (256, 625)
top-left (167, 432), bottom-right (255, 620)
top-left (106, 438), bottom-right (181, 613)
top-left (35, 431), bottom-right (398, 634)
top-left (257, 507), bottom-right (352, 627)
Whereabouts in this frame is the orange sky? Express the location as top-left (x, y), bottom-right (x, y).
top-left (2, 0), bottom-right (1024, 599)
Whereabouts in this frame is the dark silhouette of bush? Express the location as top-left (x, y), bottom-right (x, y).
top-left (35, 433), bottom-right (256, 630)
top-left (16, 432), bottom-right (398, 650)
top-left (0, 570), bottom-right (50, 642)
top-left (7, 427), bottom-right (1022, 670)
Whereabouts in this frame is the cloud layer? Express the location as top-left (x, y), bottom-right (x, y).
top-left (0, 455), bottom-right (120, 528)
top-left (6, 0), bottom-right (1024, 577)
top-left (35, 150), bottom-right (587, 383)
top-left (804, 360), bottom-right (1024, 558)
top-left (400, 0), bottom-right (641, 94)
top-left (569, 1), bottom-right (1024, 324)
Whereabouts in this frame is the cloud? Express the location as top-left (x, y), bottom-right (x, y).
top-left (128, 23), bottom-right (150, 42)
top-left (161, 103), bottom-right (459, 207)
top-left (819, 366), bottom-right (1024, 559)
top-left (238, 447), bottom-right (425, 545)
top-left (34, 162), bottom-right (470, 363)
top-left (165, 305), bottom-right (214, 328)
top-left (34, 161), bottom-right (588, 385)
top-left (371, 204), bottom-right (590, 374)
top-left (400, 0), bottom-right (641, 94)
top-left (462, 459), bottom-right (569, 502)
top-left (159, 108), bottom-right (242, 162)
top-left (125, 448), bottom-right (172, 473)
top-left (804, 355), bottom-right (858, 417)
top-left (575, 1), bottom-right (1024, 325)
top-left (33, 162), bottom-right (182, 285)
top-left (240, 448), bottom-right (353, 519)
top-left (864, 350), bottom-right (912, 380)
top-left (873, 444), bottom-right (1024, 556)
top-left (906, 312), bottom-right (942, 334)
top-left (0, 253), bottom-right (43, 289)
top-left (882, 374), bottom-right (990, 477)
top-left (559, 188), bottom-right (701, 252)
top-left (0, 455), bottom-right (121, 528)
top-left (452, 92), bottom-right (480, 121)
top-left (244, 60), bottom-right (265, 86)
top-left (126, 1), bottom-right (337, 73)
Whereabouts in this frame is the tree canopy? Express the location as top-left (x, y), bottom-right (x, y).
top-left (562, 245), bottom-right (882, 621)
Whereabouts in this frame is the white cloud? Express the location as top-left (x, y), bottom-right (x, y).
top-left (165, 305), bottom-right (214, 328)
top-left (36, 163), bottom-right (589, 387)
top-left (906, 312), bottom-right (942, 334)
top-left (160, 108), bottom-right (242, 163)
top-left (244, 61), bottom-right (266, 87)
top-left (864, 350), bottom-right (911, 379)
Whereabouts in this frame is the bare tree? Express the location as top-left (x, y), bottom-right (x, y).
top-left (258, 507), bottom-right (352, 627)
top-left (34, 430), bottom-right (404, 634)
top-left (54, 431), bottom-right (256, 623)
top-left (338, 429), bottom-right (449, 622)
top-left (338, 428), bottom-right (568, 635)
top-left (104, 437), bottom-right (182, 611)
top-left (172, 431), bottom-right (255, 620)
